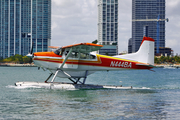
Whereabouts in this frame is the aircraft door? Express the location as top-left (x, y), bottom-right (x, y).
top-left (63, 50), bottom-right (79, 69)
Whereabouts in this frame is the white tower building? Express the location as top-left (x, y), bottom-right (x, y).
top-left (98, 0), bottom-right (118, 55)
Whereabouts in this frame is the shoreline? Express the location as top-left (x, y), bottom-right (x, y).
top-left (154, 64), bottom-right (180, 68)
top-left (0, 63), bottom-right (36, 67)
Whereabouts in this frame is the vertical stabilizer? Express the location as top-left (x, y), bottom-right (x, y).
top-left (114, 37), bottom-right (155, 65)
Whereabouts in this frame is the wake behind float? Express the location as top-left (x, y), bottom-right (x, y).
top-left (15, 82), bottom-right (132, 90)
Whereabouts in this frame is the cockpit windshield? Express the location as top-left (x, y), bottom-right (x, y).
top-left (54, 48), bottom-right (64, 55)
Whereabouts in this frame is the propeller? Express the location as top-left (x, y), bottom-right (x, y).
top-left (30, 42), bottom-right (33, 54)
top-left (26, 42), bottom-right (34, 58)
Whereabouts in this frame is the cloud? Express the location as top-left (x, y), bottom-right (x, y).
top-left (166, 0), bottom-right (180, 54)
top-left (51, 0), bottom-right (98, 47)
top-left (118, 1), bottom-right (132, 51)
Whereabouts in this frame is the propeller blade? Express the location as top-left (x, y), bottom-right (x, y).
top-left (30, 42), bottom-right (33, 54)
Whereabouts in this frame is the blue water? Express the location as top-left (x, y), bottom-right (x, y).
top-left (1, 67), bottom-right (180, 119)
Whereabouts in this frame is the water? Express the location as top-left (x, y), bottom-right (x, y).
top-left (1, 67), bottom-right (180, 119)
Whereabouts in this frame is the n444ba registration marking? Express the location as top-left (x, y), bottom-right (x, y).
top-left (110, 61), bottom-right (132, 68)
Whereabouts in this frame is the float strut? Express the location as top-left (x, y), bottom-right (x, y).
top-left (68, 78), bottom-right (76, 84)
top-left (74, 78), bottom-right (81, 84)
top-left (45, 73), bottom-right (53, 83)
top-left (51, 70), bottom-right (59, 83)
top-left (83, 70), bottom-right (88, 84)
top-left (68, 78), bottom-right (82, 84)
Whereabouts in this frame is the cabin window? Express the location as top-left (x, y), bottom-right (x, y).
top-left (65, 51), bottom-right (69, 56)
top-left (69, 52), bottom-right (79, 58)
top-left (80, 53), bottom-right (89, 59)
top-left (90, 55), bottom-right (96, 59)
top-left (80, 53), bottom-right (96, 59)
top-left (62, 50), bottom-right (96, 60)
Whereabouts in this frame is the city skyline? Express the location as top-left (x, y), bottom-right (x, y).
top-left (51, 0), bottom-right (180, 55)
top-left (0, 0), bottom-right (51, 58)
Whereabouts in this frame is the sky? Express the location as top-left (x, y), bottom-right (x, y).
top-left (51, 0), bottom-right (180, 55)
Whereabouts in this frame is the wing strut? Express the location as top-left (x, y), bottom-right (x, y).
top-left (50, 48), bottom-right (73, 83)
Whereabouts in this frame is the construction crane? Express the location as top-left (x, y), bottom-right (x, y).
top-left (132, 15), bottom-right (169, 54)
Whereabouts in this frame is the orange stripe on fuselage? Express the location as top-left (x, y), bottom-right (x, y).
top-left (33, 51), bottom-right (62, 57)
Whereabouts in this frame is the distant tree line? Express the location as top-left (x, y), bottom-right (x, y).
top-left (0, 54), bottom-right (32, 64)
top-left (155, 56), bottom-right (180, 64)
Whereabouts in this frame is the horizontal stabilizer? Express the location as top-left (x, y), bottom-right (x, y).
top-left (136, 63), bottom-right (154, 68)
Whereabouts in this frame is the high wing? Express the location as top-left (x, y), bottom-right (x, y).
top-left (62, 43), bottom-right (103, 53)
top-left (49, 43), bottom-right (103, 53)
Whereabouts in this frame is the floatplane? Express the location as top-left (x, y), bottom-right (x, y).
top-left (15, 36), bottom-right (155, 89)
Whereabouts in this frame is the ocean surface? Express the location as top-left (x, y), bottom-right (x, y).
top-left (0, 67), bottom-right (180, 120)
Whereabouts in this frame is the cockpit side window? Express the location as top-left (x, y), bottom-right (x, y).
top-left (54, 49), bottom-right (60, 55)
top-left (60, 49), bottom-right (65, 55)
top-left (54, 48), bottom-right (64, 56)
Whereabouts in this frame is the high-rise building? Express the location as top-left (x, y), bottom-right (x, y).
top-left (0, 0), bottom-right (51, 58)
top-left (129, 0), bottom-right (165, 53)
top-left (98, 0), bottom-right (118, 55)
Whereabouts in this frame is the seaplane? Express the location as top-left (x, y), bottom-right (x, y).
top-left (15, 36), bottom-right (155, 89)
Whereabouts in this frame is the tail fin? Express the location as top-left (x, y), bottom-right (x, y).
top-left (114, 37), bottom-right (155, 65)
